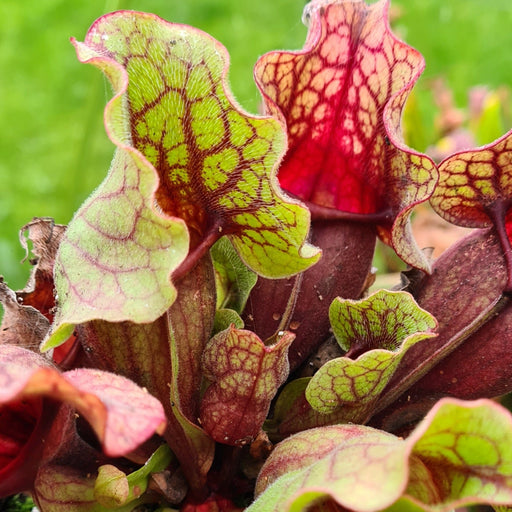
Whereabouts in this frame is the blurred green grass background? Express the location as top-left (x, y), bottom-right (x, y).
top-left (1, 0), bottom-right (512, 288)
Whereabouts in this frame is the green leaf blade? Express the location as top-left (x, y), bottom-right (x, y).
top-left (253, 399), bottom-right (512, 512)
top-left (46, 10), bottom-right (322, 348)
top-left (408, 398), bottom-right (512, 508)
top-left (329, 290), bottom-right (437, 353)
top-left (306, 290), bottom-right (437, 414)
top-left (51, 149), bottom-right (189, 330)
top-left (79, 11), bottom-right (319, 279)
top-left (251, 425), bottom-right (409, 512)
top-left (211, 237), bottom-right (257, 314)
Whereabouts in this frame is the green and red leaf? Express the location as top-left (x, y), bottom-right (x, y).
top-left (34, 466), bottom-right (99, 512)
top-left (265, 291), bottom-right (437, 434)
top-left (431, 127), bottom-right (512, 289)
top-left (255, 424), bottom-right (407, 512)
top-left (78, 10), bottom-right (318, 272)
top-left (72, 299), bottom-right (215, 492)
top-left (166, 257), bottom-right (217, 489)
top-left (200, 326), bottom-right (294, 445)
top-left (408, 399), bottom-right (512, 507)
top-left (45, 146), bottom-right (190, 349)
top-left (34, 460), bottom-right (149, 512)
top-left (254, 0), bottom-right (437, 271)
top-left (211, 237), bottom-right (257, 315)
top-left (242, 220), bottom-right (376, 372)
top-left (329, 289), bottom-right (437, 355)
top-left (51, 245), bottom-right (215, 491)
top-left (251, 398), bottom-right (512, 512)
top-left (94, 444), bottom-right (175, 508)
top-left (306, 290), bottom-right (436, 415)
top-left (46, 9), bottom-right (320, 348)
top-left (431, 129), bottom-right (512, 227)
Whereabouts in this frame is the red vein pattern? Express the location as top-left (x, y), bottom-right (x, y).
top-left (253, 399), bottom-right (512, 511)
top-left (432, 128), bottom-right (512, 226)
top-left (254, 0), bottom-right (437, 270)
top-left (48, 10), bottom-right (320, 344)
top-left (199, 326), bottom-right (293, 446)
top-left (306, 291), bottom-right (436, 414)
top-left (51, 150), bottom-right (188, 329)
top-left (74, 11), bottom-right (319, 279)
top-left (431, 128), bottom-right (512, 289)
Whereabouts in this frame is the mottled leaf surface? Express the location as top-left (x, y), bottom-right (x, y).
top-left (408, 399), bottom-right (512, 508)
top-left (254, 0), bottom-right (437, 271)
top-left (329, 290), bottom-right (436, 354)
top-left (253, 424), bottom-right (408, 512)
top-left (306, 290), bottom-right (437, 414)
top-left (431, 127), bottom-right (512, 288)
top-left (431, 128), bottom-right (512, 228)
top-left (46, 147), bottom-right (190, 349)
top-left (200, 326), bottom-right (293, 445)
top-left (0, 345), bottom-right (166, 457)
top-left (73, 11), bottom-right (319, 280)
top-left (251, 398), bottom-right (512, 512)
